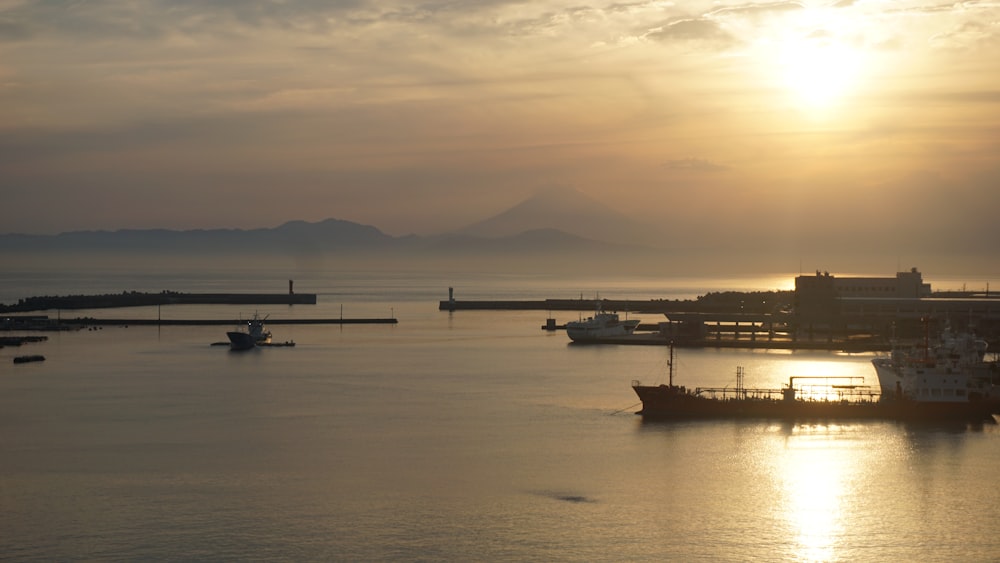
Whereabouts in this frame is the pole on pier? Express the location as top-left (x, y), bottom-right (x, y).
top-left (668, 342), bottom-right (675, 387)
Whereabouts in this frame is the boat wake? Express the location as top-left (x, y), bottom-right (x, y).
top-left (532, 490), bottom-right (597, 504)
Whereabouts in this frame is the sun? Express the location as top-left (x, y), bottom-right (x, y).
top-left (779, 34), bottom-right (865, 111)
top-left (741, 3), bottom-right (874, 117)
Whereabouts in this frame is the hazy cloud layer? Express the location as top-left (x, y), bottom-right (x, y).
top-left (1, 0), bottom-right (999, 270)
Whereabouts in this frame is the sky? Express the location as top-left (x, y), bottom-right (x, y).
top-left (1, 0), bottom-right (999, 265)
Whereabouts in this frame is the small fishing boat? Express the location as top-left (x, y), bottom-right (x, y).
top-left (226, 312), bottom-right (272, 351)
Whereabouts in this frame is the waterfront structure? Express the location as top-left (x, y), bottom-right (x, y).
top-left (793, 268), bottom-right (1000, 343)
top-left (801, 268), bottom-right (930, 299)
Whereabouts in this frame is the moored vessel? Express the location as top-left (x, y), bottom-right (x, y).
top-left (226, 312), bottom-right (272, 351)
top-left (566, 300), bottom-right (640, 342)
top-left (632, 344), bottom-right (1000, 422)
top-left (871, 325), bottom-right (999, 403)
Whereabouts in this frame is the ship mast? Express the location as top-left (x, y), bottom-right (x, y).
top-left (668, 341), bottom-right (675, 387)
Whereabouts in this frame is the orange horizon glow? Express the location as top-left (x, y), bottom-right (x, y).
top-left (0, 1), bottom-right (997, 272)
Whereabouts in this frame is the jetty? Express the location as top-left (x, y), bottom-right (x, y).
top-left (1, 290), bottom-right (316, 313)
top-left (440, 296), bottom-right (690, 314)
top-left (64, 317), bottom-right (396, 326)
top-left (0, 281), bottom-right (404, 329)
top-left (2, 316), bottom-right (396, 329)
top-left (0, 335), bottom-right (49, 346)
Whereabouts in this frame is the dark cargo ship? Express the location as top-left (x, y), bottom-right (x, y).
top-left (631, 346), bottom-right (1000, 423)
top-left (631, 381), bottom-right (1000, 422)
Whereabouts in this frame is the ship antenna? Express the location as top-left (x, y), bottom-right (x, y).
top-left (668, 341), bottom-right (675, 387)
top-left (923, 316), bottom-right (930, 362)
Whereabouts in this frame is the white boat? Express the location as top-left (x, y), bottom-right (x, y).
top-left (226, 312), bottom-right (272, 350)
top-left (871, 325), bottom-right (1000, 404)
top-left (566, 303), bottom-right (640, 342)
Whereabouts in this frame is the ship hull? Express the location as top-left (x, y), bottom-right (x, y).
top-left (632, 385), bottom-right (1000, 423)
top-left (566, 320), bottom-right (640, 342)
top-left (227, 331), bottom-right (256, 351)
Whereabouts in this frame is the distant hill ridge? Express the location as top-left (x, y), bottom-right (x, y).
top-left (457, 186), bottom-right (659, 245)
top-left (0, 218), bottom-right (394, 253)
top-left (0, 218), bottom-right (650, 257)
top-left (0, 188), bottom-right (658, 255)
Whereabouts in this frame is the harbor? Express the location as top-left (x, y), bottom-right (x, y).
top-left (4, 268), bottom-right (1000, 562)
top-left (445, 270), bottom-right (1000, 352)
top-left (4, 269), bottom-right (999, 352)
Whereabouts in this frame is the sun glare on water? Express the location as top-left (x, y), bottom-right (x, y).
top-left (779, 433), bottom-right (852, 562)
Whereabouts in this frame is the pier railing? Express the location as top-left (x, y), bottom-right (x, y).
top-left (633, 375), bottom-right (883, 404)
top-left (693, 385), bottom-right (881, 403)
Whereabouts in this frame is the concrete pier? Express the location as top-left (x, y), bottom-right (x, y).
top-left (63, 317), bottom-right (397, 326)
top-left (2, 291), bottom-right (317, 313)
top-left (440, 298), bottom-right (670, 312)
top-left (2, 316), bottom-right (397, 329)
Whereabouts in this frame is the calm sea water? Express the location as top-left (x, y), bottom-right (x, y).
top-left (2, 266), bottom-right (1000, 561)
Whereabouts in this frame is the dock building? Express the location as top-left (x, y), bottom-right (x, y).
top-left (793, 268), bottom-right (1000, 343)
top-left (665, 269), bottom-right (1000, 348)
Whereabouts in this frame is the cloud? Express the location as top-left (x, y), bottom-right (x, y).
top-left (663, 158), bottom-right (731, 172)
top-left (0, 0), bottom-right (998, 279)
top-left (929, 19), bottom-right (1000, 50)
top-left (704, 1), bottom-right (805, 18)
top-left (0, 16), bottom-right (31, 41)
top-left (645, 17), bottom-right (737, 47)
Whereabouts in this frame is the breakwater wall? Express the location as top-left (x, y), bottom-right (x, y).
top-left (2, 315), bottom-right (396, 330)
top-left (440, 298), bottom-right (682, 313)
top-left (2, 291), bottom-right (317, 313)
top-left (51, 317), bottom-right (394, 327)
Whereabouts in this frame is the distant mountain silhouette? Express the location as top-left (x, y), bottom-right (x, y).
top-left (2, 214), bottom-right (886, 276)
top-left (457, 186), bottom-right (660, 246)
top-left (0, 200), bottom-right (664, 274)
top-left (420, 228), bottom-right (632, 254)
top-left (0, 188), bottom-right (665, 257)
top-left (1, 217), bottom-right (619, 253)
top-left (0, 218), bottom-right (395, 254)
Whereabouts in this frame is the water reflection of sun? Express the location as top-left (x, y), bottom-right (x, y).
top-left (765, 359), bottom-right (873, 401)
top-left (777, 430), bottom-right (854, 562)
